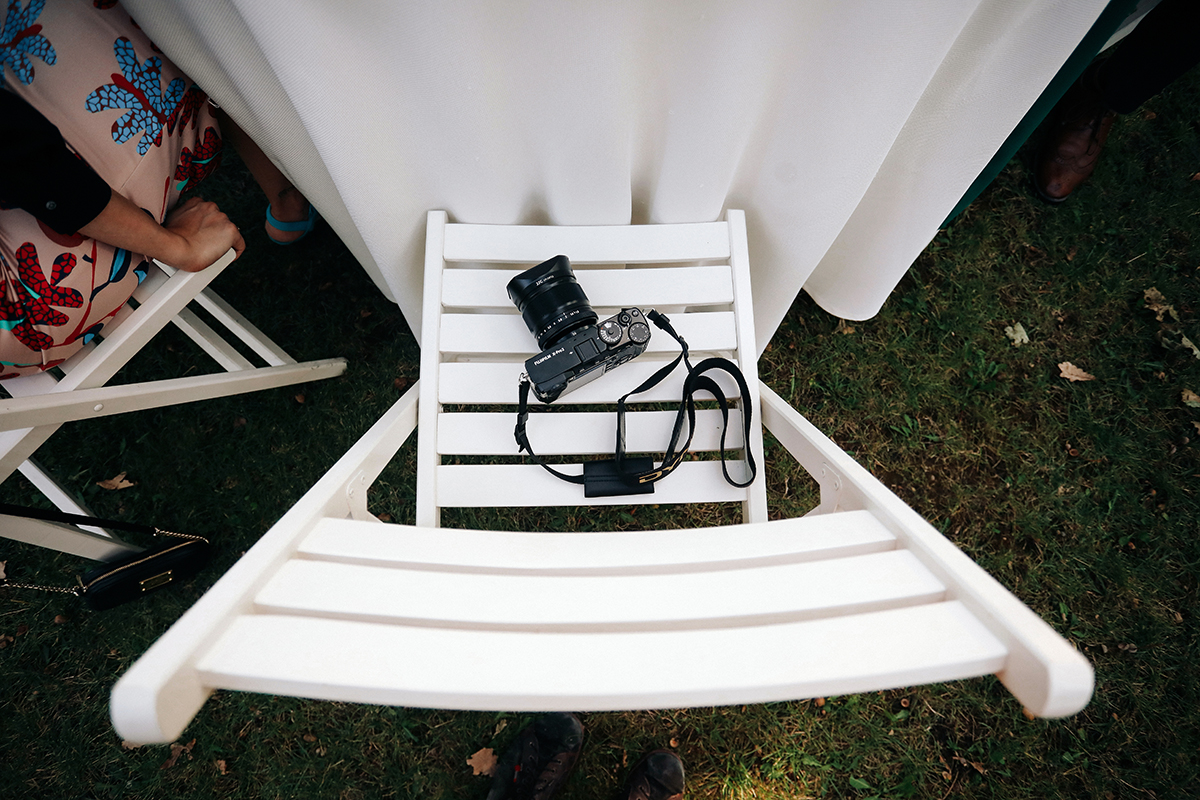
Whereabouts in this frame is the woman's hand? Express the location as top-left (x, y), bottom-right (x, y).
top-left (160, 197), bottom-right (246, 271)
top-left (79, 192), bottom-right (245, 272)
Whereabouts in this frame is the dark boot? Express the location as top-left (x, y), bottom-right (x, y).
top-left (1034, 66), bottom-right (1117, 203)
top-left (486, 713), bottom-right (584, 800)
top-left (622, 749), bottom-right (685, 800)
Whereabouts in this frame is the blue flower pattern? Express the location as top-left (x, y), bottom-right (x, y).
top-left (0, 0), bottom-right (56, 87)
top-left (85, 37), bottom-right (185, 155)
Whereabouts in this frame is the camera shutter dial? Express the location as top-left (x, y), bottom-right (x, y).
top-left (629, 322), bottom-right (651, 344)
top-left (599, 319), bottom-right (624, 345)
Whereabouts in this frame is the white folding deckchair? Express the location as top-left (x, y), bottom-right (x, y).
top-left (110, 212), bottom-right (1092, 744)
top-left (1, 250), bottom-right (347, 559)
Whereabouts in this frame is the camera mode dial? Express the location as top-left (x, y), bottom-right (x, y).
top-left (599, 319), bottom-right (624, 345)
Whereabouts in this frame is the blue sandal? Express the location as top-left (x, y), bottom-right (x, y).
top-left (265, 203), bottom-right (318, 245)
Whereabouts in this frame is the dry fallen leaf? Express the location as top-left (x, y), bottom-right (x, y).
top-left (467, 747), bottom-right (498, 777)
top-left (1183, 389), bottom-right (1200, 408)
top-left (953, 754), bottom-right (987, 775)
top-left (1182, 334), bottom-right (1200, 360)
top-left (216, 759), bottom-right (228, 775)
top-left (1058, 362), bottom-right (1096, 382)
top-left (96, 471), bottom-right (136, 490)
top-left (1144, 287), bottom-right (1180, 322)
top-left (1004, 323), bottom-right (1030, 347)
top-left (0, 560), bottom-right (5, 580)
top-left (161, 738), bottom-right (196, 770)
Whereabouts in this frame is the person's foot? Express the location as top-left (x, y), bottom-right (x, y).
top-left (1034, 66), bottom-right (1117, 203)
top-left (265, 187), bottom-right (317, 244)
top-left (622, 749), bottom-right (685, 800)
top-left (486, 713), bottom-right (584, 800)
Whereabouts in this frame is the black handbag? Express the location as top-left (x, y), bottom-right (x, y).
top-left (0, 503), bottom-right (210, 610)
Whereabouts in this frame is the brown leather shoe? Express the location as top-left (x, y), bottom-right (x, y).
top-left (1035, 71), bottom-right (1117, 203)
top-left (486, 713), bottom-right (584, 800)
top-left (623, 749), bottom-right (685, 800)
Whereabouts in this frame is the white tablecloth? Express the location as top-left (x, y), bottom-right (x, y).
top-left (124, 0), bottom-right (1108, 351)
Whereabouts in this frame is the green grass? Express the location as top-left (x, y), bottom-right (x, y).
top-left (3, 68), bottom-right (1200, 799)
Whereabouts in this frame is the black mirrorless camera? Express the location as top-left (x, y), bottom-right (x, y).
top-left (507, 255), bottom-right (651, 403)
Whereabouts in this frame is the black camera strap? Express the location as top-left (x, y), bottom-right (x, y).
top-left (514, 310), bottom-right (757, 494)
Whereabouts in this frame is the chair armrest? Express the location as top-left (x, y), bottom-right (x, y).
top-left (111, 382), bottom-right (420, 743)
top-left (760, 382), bottom-right (1093, 717)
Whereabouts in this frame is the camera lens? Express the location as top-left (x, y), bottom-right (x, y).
top-left (507, 255), bottom-right (598, 350)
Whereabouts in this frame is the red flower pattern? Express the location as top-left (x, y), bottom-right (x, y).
top-left (174, 125), bottom-right (222, 190)
top-left (0, 242), bottom-right (84, 351)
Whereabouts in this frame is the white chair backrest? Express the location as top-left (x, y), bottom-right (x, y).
top-left (417, 210), bottom-right (766, 527)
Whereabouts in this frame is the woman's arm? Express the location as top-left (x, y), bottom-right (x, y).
top-left (2, 93), bottom-right (243, 272)
top-left (79, 193), bottom-right (245, 273)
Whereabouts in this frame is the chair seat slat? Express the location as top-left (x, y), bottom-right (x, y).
top-left (197, 602), bottom-right (1008, 710)
top-left (258, 549), bottom-right (944, 631)
top-left (300, 510), bottom-right (897, 573)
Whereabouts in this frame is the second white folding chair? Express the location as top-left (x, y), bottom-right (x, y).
top-left (0, 249), bottom-right (347, 559)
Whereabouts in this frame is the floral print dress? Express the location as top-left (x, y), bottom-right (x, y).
top-left (0, 0), bottom-right (221, 378)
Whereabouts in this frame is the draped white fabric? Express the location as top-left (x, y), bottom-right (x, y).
top-left (123, 0), bottom-right (1108, 351)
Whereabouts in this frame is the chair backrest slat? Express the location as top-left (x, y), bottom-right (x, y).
top-left (441, 264), bottom-right (734, 309)
top-left (439, 311), bottom-right (738, 356)
top-left (437, 361), bottom-right (743, 405)
top-left (437, 408), bottom-right (744, 456)
top-left (436, 461), bottom-right (751, 509)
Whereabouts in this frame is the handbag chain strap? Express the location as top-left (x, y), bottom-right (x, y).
top-left (0, 579), bottom-right (83, 596)
top-left (0, 502), bottom-right (207, 542)
top-left (0, 503), bottom-right (207, 596)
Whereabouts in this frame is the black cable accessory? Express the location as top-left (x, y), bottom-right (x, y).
top-left (514, 310), bottom-right (757, 497)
